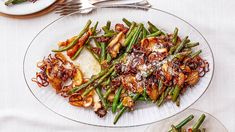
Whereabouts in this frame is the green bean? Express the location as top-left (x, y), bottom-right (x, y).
top-left (92, 21), bottom-right (99, 34)
top-left (169, 115), bottom-right (194, 132)
top-left (169, 87), bottom-right (175, 96)
top-left (123, 27), bottom-right (137, 47)
top-left (147, 21), bottom-right (166, 35)
top-left (91, 21), bottom-right (100, 48)
top-left (174, 36), bottom-right (189, 54)
top-left (103, 87), bottom-right (112, 99)
top-left (172, 27), bottom-right (179, 44)
top-left (106, 21), bottom-right (111, 30)
top-left (157, 87), bottom-right (171, 107)
top-left (91, 32), bottom-right (117, 38)
top-left (158, 80), bottom-right (163, 91)
top-left (71, 46), bottom-right (84, 60)
top-left (147, 26), bottom-right (155, 34)
top-left (138, 31), bottom-right (143, 41)
top-left (185, 42), bottom-right (199, 48)
top-left (172, 85), bottom-right (181, 102)
top-left (81, 86), bottom-right (94, 98)
top-left (106, 53), bottom-right (112, 63)
top-left (102, 26), bottom-right (114, 34)
top-left (68, 69), bottom-right (108, 94)
top-left (95, 66), bottom-right (115, 86)
top-left (169, 45), bottom-right (177, 55)
top-left (126, 24), bottom-right (143, 52)
top-left (52, 20), bottom-right (91, 52)
top-left (138, 96), bottom-right (147, 101)
top-left (117, 101), bottom-right (124, 110)
top-left (112, 86), bottom-right (123, 113)
top-left (190, 50), bottom-right (202, 58)
top-left (110, 71), bottom-right (117, 78)
top-left (113, 93), bottom-right (140, 124)
top-left (95, 87), bottom-right (108, 110)
top-left (192, 114), bottom-right (206, 132)
top-left (126, 22), bottom-right (136, 37)
top-left (5, 0), bottom-right (27, 6)
top-left (122, 18), bottom-right (131, 27)
top-left (142, 27), bottom-right (148, 39)
top-left (100, 42), bottom-right (106, 62)
top-left (101, 77), bottom-right (110, 86)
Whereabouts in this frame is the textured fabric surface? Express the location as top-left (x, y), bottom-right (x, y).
top-left (0, 0), bottom-right (234, 131)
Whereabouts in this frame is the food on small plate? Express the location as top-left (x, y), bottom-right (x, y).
top-left (5, 0), bottom-right (38, 6)
top-left (169, 114), bottom-right (206, 132)
top-left (32, 18), bottom-right (209, 124)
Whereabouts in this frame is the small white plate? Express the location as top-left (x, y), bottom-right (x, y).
top-left (0, 0), bottom-right (56, 15)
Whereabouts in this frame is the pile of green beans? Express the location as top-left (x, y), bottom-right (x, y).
top-left (49, 18), bottom-right (205, 125)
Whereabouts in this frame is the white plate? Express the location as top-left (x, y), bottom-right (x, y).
top-left (145, 108), bottom-right (228, 132)
top-left (23, 6), bottom-right (214, 127)
top-left (0, 0), bottom-right (56, 15)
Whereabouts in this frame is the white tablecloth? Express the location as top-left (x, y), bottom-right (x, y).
top-left (1, 0), bottom-right (235, 131)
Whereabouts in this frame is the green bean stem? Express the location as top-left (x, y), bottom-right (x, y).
top-left (172, 27), bottom-right (179, 44)
top-left (106, 21), bottom-right (111, 30)
top-left (185, 42), bottom-right (199, 48)
top-left (190, 50), bottom-right (202, 58)
top-left (122, 18), bottom-right (131, 27)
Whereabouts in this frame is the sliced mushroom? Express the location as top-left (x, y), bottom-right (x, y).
top-left (109, 42), bottom-right (122, 58)
top-left (73, 68), bottom-right (83, 87)
top-left (48, 77), bottom-right (62, 93)
top-left (55, 52), bottom-right (67, 64)
top-left (83, 96), bottom-right (93, 107)
top-left (177, 72), bottom-right (185, 86)
top-left (186, 71), bottom-right (199, 86)
top-left (180, 65), bottom-right (191, 73)
top-left (107, 32), bottom-right (125, 58)
top-left (69, 93), bottom-right (84, 107)
top-left (107, 32), bottom-right (124, 48)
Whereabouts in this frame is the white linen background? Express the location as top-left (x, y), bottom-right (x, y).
top-left (1, 0), bottom-right (235, 131)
